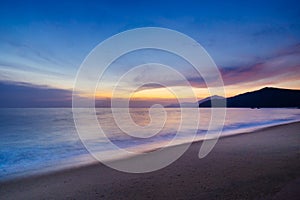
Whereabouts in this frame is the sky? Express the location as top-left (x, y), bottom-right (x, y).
top-left (0, 0), bottom-right (300, 107)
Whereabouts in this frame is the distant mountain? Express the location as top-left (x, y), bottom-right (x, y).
top-left (198, 95), bottom-right (225, 104)
top-left (166, 102), bottom-right (199, 108)
top-left (165, 95), bottom-right (225, 108)
top-left (199, 87), bottom-right (300, 108)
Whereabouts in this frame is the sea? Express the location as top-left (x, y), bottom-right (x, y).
top-left (1, 108), bottom-right (300, 180)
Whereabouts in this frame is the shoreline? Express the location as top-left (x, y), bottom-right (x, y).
top-left (1, 121), bottom-right (300, 199)
top-left (1, 120), bottom-right (299, 183)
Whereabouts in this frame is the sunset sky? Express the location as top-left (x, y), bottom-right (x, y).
top-left (1, 0), bottom-right (300, 107)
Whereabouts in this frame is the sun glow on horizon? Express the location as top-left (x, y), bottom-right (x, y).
top-left (88, 86), bottom-right (218, 101)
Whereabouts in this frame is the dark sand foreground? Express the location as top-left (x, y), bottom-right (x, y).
top-left (1, 122), bottom-right (300, 200)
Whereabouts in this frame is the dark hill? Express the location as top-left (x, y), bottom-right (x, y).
top-left (199, 87), bottom-right (300, 108)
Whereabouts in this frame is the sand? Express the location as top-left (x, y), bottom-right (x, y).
top-left (1, 122), bottom-right (300, 200)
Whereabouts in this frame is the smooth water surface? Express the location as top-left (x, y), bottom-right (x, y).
top-left (1, 108), bottom-right (300, 180)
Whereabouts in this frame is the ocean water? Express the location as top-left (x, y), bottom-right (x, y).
top-left (1, 108), bottom-right (300, 180)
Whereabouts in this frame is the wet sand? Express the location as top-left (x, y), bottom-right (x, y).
top-left (1, 122), bottom-right (300, 200)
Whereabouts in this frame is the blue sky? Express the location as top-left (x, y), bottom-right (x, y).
top-left (0, 0), bottom-right (300, 106)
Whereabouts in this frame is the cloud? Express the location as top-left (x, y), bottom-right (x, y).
top-left (135, 83), bottom-right (167, 91)
top-left (220, 43), bottom-right (300, 86)
top-left (134, 43), bottom-right (300, 91)
top-left (6, 40), bottom-right (61, 66)
top-left (0, 60), bottom-right (65, 77)
top-left (0, 81), bottom-right (72, 107)
top-left (0, 81), bottom-right (177, 108)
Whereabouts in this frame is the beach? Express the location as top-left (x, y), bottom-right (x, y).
top-left (1, 122), bottom-right (299, 200)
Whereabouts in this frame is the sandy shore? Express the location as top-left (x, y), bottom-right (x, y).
top-left (1, 122), bottom-right (300, 200)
